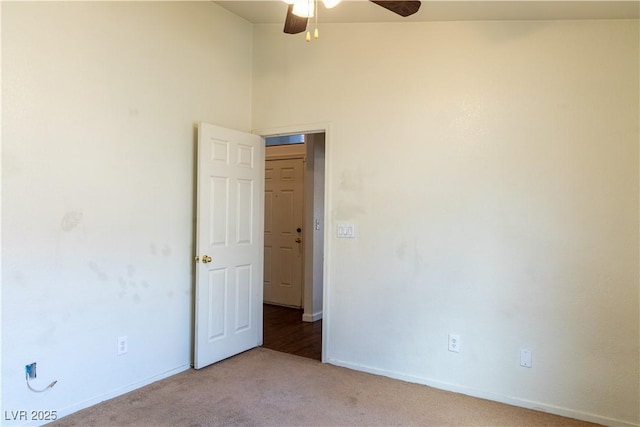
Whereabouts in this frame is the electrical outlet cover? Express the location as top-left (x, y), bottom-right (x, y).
top-left (448, 334), bottom-right (461, 353)
top-left (117, 336), bottom-right (128, 355)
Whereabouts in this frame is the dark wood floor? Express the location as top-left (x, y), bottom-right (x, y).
top-left (262, 304), bottom-right (322, 361)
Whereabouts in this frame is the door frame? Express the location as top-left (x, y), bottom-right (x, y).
top-left (254, 123), bottom-right (331, 363)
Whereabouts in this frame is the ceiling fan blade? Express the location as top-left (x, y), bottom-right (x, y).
top-left (369, 1), bottom-right (421, 17)
top-left (283, 4), bottom-right (308, 34)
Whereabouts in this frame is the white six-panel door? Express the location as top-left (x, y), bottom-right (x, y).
top-left (194, 123), bottom-right (264, 369)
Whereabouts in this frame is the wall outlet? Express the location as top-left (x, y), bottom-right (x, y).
top-left (448, 334), bottom-right (461, 353)
top-left (520, 348), bottom-right (532, 368)
top-left (117, 336), bottom-right (128, 355)
top-left (25, 362), bottom-right (37, 379)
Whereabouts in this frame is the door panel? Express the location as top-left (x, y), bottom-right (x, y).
top-left (210, 177), bottom-right (229, 246)
top-left (264, 157), bottom-right (304, 307)
top-left (280, 247), bottom-right (294, 284)
top-left (234, 264), bottom-right (251, 331)
top-left (207, 268), bottom-right (226, 340)
top-left (236, 179), bottom-right (253, 244)
top-left (195, 123), bottom-right (264, 369)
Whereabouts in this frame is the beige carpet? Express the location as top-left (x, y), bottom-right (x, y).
top-left (50, 348), bottom-right (598, 427)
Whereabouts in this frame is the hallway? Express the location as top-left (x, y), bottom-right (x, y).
top-left (262, 304), bottom-right (322, 361)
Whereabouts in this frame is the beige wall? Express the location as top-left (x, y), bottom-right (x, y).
top-left (1, 1), bottom-right (252, 420)
top-left (2, 3), bottom-right (638, 425)
top-left (253, 20), bottom-right (639, 425)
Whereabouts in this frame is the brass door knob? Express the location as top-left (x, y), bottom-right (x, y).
top-left (295, 238), bottom-right (302, 243)
top-left (202, 255), bottom-right (212, 263)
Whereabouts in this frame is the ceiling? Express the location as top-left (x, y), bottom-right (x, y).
top-left (214, 1), bottom-right (639, 24)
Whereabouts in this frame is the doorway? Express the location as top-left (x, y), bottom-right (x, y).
top-left (193, 123), bottom-right (329, 368)
top-left (261, 131), bottom-right (326, 360)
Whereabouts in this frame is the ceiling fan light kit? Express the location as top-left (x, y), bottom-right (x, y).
top-left (282, 0), bottom-right (421, 40)
top-left (282, 0), bottom-right (342, 18)
top-left (293, 0), bottom-right (315, 18)
top-left (322, 0), bottom-right (342, 9)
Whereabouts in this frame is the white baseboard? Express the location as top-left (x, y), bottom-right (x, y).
top-left (302, 311), bottom-right (322, 322)
top-left (51, 364), bottom-right (191, 425)
top-left (326, 358), bottom-right (638, 427)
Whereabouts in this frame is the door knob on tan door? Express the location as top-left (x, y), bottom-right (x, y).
top-left (295, 238), bottom-right (302, 243)
top-left (202, 255), bottom-right (212, 263)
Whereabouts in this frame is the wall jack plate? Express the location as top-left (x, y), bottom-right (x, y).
top-left (25, 362), bottom-right (37, 379)
top-left (520, 348), bottom-right (532, 368)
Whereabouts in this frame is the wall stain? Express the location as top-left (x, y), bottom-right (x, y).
top-left (151, 243), bottom-right (171, 256)
top-left (340, 170), bottom-right (364, 192)
top-left (61, 211), bottom-right (83, 232)
top-left (37, 324), bottom-right (57, 346)
top-left (126, 265), bottom-right (136, 277)
top-left (396, 242), bottom-right (407, 261)
top-left (396, 239), bottom-right (424, 277)
top-left (333, 202), bottom-right (366, 220)
top-left (88, 262), bottom-right (109, 282)
top-left (12, 271), bottom-right (27, 288)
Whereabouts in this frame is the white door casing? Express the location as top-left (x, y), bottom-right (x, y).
top-left (255, 122), bottom-right (330, 363)
top-left (264, 157), bottom-right (304, 307)
top-left (194, 123), bottom-right (264, 369)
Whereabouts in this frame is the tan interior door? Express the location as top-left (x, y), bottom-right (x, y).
top-left (264, 157), bottom-right (304, 307)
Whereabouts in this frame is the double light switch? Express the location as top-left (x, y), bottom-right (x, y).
top-left (337, 223), bottom-right (355, 238)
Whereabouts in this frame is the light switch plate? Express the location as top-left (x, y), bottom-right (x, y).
top-left (337, 223), bottom-right (355, 238)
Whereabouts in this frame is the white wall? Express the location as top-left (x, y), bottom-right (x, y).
top-left (253, 20), bottom-right (639, 425)
top-left (1, 2), bottom-right (252, 423)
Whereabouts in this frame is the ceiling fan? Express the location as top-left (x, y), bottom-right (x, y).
top-left (283, 0), bottom-right (422, 35)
